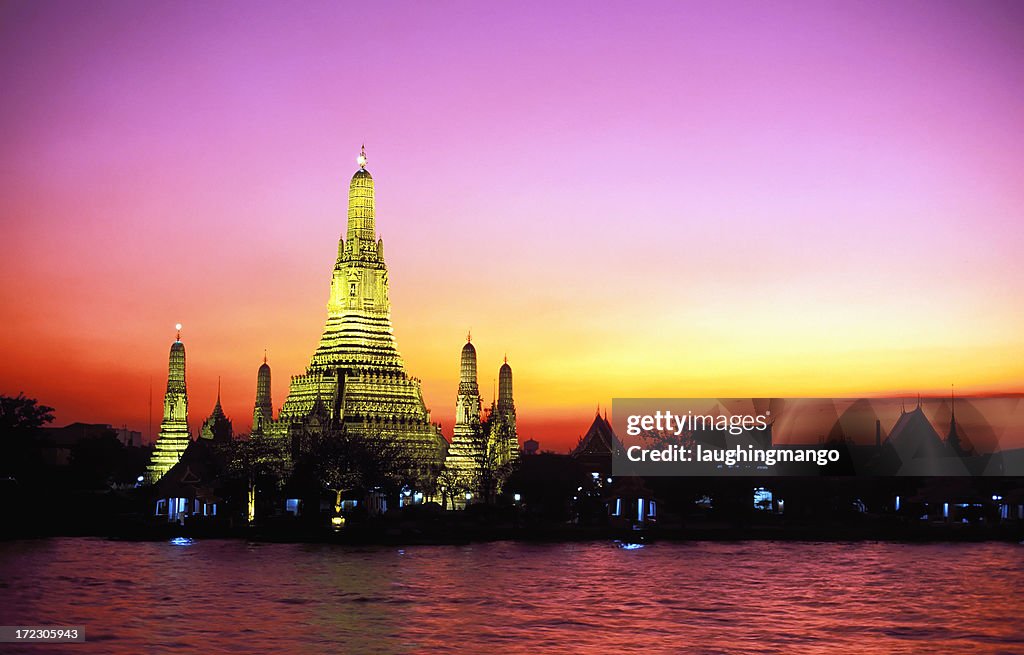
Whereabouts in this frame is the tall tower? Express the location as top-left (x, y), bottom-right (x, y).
top-left (252, 355), bottom-right (273, 435)
top-left (487, 356), bottom-right (519, 470)
top-left (273, 147), bottom-right (447, 476)
top-left (445, 334), bottom-right (485, 488)
top-left (145, 325), bottom-right (191, 482)
top-left (498, 357), bottom-right (514, 414)
top-left (457, 335), bottom-right (482, 428)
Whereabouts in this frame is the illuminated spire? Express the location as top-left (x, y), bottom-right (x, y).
top-left (253, 355), bottom-right (273, 435)
top-left (449, 334), bottom-right (484, 492)
top-left (145, 328), bottom-right (190, 482)
top-left (347, 145), bottom-right (375, 242)
top-left (498, 357), bottom-right (513, 413)
top-left (460, 339), bottom-right (478, 391)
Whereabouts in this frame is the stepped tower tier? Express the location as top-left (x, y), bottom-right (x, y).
top-left (145, 325), bottom-right (191, 482)
top-left (273, 148), bottom-right (447, 478)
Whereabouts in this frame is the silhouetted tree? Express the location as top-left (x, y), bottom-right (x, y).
top-left (0, 393), bottom-right (55, 438)
top-left (305, 428), bottom-right (417, 498)
top-left (217, 433), bottom-right (289, 523)
top-left (436, 467), bottom-right (465, 511)
top-left (0, 393), bottom-right (55, 481)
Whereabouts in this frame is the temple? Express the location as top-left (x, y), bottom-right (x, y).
top-left (145, 325), bottom-right (191, 482)
top-left (271, 147), bottom-right (448, 483)
top-left (570, 409), bottom-right (622, 477)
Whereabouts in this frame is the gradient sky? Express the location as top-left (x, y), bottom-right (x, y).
top-left (1, 1), bottom-right (1023, 451)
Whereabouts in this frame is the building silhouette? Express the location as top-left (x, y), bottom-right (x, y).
top-left (571, 410), bottom-right (622, 477)
top-left (199, 379), bottom-right (232, 443)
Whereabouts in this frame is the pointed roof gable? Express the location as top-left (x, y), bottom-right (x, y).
top-left (886, 406), bottom-right (948, 459)
top-left (571, 412), bottom-right (623, 458)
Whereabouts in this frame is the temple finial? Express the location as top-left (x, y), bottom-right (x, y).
top-left (504, 353), bottom-right (508, 364)
top-left (357, 144), bottom-right (367, 169)
top-left (467, 330), bottom-right (471, 343)
top-left (951, 384), bottom-right (955, 420)
top-left (175, 323), bottom-right (182, 342)
top-left (217, 376), bottom-right (222, 403)
top-left (263, 349), bottom-right (268, 365)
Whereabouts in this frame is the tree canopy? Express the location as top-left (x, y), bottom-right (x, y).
top-left (0, 393), bottom-right (55, 437)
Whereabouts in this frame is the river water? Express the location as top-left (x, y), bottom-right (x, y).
top-left (0, 538), bottom-right (1021, 654)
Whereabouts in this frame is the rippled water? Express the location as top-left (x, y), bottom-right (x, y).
top-left (0, 538), bottom-right (1022, 654)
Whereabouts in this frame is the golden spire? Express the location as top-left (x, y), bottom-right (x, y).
top-left (357, 144), bottom-right (367, 169)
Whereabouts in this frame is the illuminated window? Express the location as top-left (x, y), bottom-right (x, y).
top-left (753, 487), bottom-right (773, 511)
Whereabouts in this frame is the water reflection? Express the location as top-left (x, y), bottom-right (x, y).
top-left (0, 539), bottom-right (1020, 654)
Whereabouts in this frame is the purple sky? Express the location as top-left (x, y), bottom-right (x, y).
top-left (1, 1), bottom-right (1023, 448)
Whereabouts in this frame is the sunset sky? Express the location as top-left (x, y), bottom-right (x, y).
top-left (1, 1), bottom-right (1023, 451)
